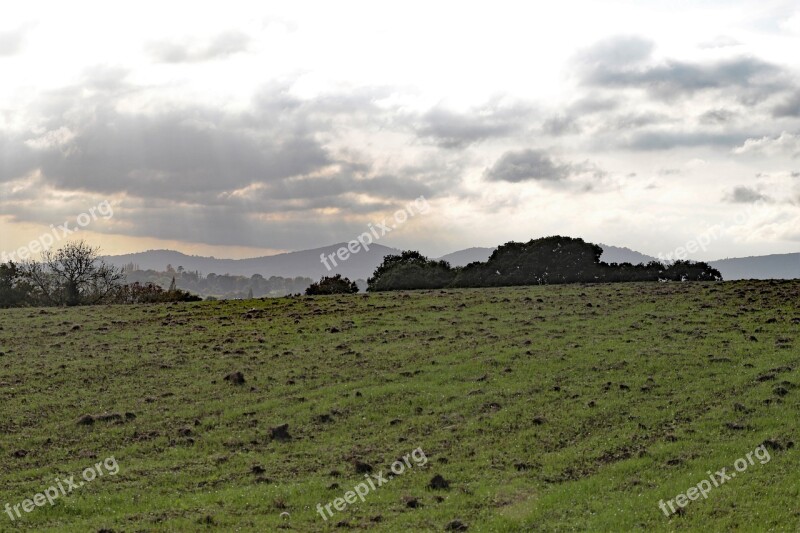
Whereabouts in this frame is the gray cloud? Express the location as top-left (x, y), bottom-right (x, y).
top-left (545, 111), bottom-right (672, 139)
top-left (103, 204), bottom-right (371, 250)
top-left (572, 96), bottom-right (620, 114)
top-left (146, 31), bottom-right (251, 63)
top-left (558, 38), bottom-right (798, 155)
top-left (0, 70), bottom-right (460, 250)
top-left (699, 108), bottom-right (737, 124)
top-left (416, 102), bottom-right (532, 148)
top-left (724, 186), bottom-right (771, 204)
top-left (542, 114), bottom-right (581, 136)
top-left (0, 132), bottom-right (34, 180)
top-left (485, 149), bottom-right (570, 182)
top-left (257, 169), bottom-right (432, 203)
top-left (578, 36), bottom-right (787, 102)
top-left (772, 91), bottom-right (800, 117)
top-left (12, 105), bottom-right (331, 199)
top-left (542, 96), bottom-right (620, 136)
top-left (0, 70), bottom-right (373, 201)
top-left (589, 57), bottom-right (782, 98)
top-left (608, 112), bottom-right (671, 131)
top-left (619, 130), bottom-right (751, 151)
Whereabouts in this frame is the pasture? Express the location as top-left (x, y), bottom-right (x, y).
top-left (0, 281), bottom-right (797, 531)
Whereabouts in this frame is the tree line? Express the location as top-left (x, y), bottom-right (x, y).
top-left (123, 268), bottom-right (320, 300)
top-left (2, 236), bottom-right (725, 306)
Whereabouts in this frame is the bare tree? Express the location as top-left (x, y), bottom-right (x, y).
top-left (21, 240), bottom-right (124, 306)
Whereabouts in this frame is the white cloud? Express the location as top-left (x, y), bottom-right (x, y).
top-left (732, 132), bottom-right (800, 157)
top-left (782, 11), bottom-right (800, 33)
top-left (699, 35), bottom-right (741, 49)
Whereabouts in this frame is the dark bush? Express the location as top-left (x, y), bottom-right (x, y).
top-left (114, 282), bottom-right (202, 303)
top-left (0, 262), bottom-right (36, 308)
top-left (367, 251), bottom-right (455, 291)
top-left (305, 274), bottom-right (359, 295)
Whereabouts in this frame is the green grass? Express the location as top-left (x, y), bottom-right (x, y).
top-left (0, 280), bottom-right (797, 531)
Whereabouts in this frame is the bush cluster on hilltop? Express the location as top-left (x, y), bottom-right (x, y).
top-left (367, 236), bottom-right (722, 292)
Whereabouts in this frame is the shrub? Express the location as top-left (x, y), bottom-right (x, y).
top-left (0, 262), bottom-right (36, 308)
top-left (114, 282), bottom-right (202, 304)
top-left (305, 274), bottom-right (359, 295)
top-left (367, 251), bottom-right (455, 292)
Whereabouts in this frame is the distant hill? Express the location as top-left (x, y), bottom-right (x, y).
top-left (104, 243), bottom-right (402, 281)
top-left (709, 253), bottom-right (800, 280)
top-left (104, 243), bottom-right (800, 283)
top-left (597, 246), bottom-right (800, 280)
top-left (598, 244), bottom-right (657, 265)
top-left (438, 247), bottom-right (496, 266)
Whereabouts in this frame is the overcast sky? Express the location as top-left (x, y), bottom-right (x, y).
top-left (1, 0), bottom-right (799, 261)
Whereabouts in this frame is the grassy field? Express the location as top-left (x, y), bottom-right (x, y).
top-left (0, 280), bottom-right (797, 532)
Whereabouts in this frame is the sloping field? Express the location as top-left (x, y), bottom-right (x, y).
top-left (0, 281), bottom-right (797, 531)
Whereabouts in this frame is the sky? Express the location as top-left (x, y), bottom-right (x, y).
top-left (1, 0), bottom-right (799, 261)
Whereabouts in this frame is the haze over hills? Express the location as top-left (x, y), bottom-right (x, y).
top-left (438, 247), bottom-right (496, 267)
top-left (709, 253), bottom-right (800, 281)
top-left (598, 245), bottom-right (658, 265)
top-left (104, 243), bottom-right (799, 282)
top-left (104, 244), bottom-right (403, 281)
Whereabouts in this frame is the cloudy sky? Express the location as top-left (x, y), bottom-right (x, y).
top-left (1, 0), bottom-right (800, 261)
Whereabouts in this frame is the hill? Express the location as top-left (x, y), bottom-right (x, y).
top-left (0, 281), bottom-right (797, 531)
top-left (710, 253), bottom-right (800, 280)
top-left (437, 247), bottom-right (496, 266)
top-left (104, 244), bottom-right (800, 286)
top-left (599, 244), bottom-right (658, 265)
top-left (104, 243), bottom-right (402, 281)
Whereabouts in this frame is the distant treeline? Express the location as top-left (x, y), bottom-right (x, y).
top-left (366, 236), bottom-right (722, 291)
top-left (122, 268), bottom-right (320, 300)
top-left (122, 267), bottom-right (370, 299)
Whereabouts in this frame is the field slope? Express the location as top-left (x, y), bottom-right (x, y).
top-left (0, 281), bottom-right (798, 531)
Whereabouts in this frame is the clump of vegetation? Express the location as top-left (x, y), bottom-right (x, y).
top-left (305, 274), bottom-right (359, 295)
top-left (367, 251), bottom-right (455, 292)
top-left (19, 240), bottom-right (124, 306)
top-left (1, 240), bottom-right (201, 307)
top-left (114, 281), bottom-right (202, 303)
top-left (0, 262), bottom-right (35, 308)
top-left (368, 236), bottom-right (722, 291)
